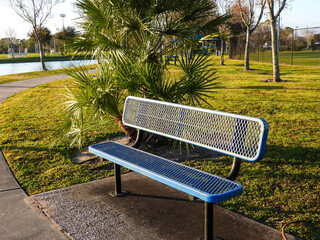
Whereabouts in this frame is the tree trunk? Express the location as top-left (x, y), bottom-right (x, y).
top-left (270, 19), bottom-right (281, 82)
top-left (116, 118), bottom-right (137, 140)
top-left (220, 39), bottom-right (225, 65)
top-left (9, 43), bottom-right (14, 58)
top-left (38, 40), bottom-right (47, 71)
top-left (244, 28), bottom-right (251, 70)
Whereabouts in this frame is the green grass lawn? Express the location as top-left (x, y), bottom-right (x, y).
top-left (0, 58), bottom-right (319, 239)
top-left (234, 50), bottom-right (320, 67)
top-left (0, 53), bottom-right (91, 64)
top-left (0, 78), bottom-right (121, 191)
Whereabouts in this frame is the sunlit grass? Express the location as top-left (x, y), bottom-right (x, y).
top-left (0, 58), bottom-right (319, 239)
top-left (0, 78), bottom-right (121, 193)
top-left (233, 50), bottom-right (320, 67)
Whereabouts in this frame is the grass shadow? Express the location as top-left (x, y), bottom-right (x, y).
top-left (241, 86), bottom-right (285, 90)
top-left (265, 145), bottom-right (320, 164)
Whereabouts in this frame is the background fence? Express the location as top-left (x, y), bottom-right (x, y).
top-left (229, 27), bottom-right (320, 67)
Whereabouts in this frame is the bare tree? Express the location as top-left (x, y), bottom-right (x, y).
top-left (281, 27), bottom-right (293, 48)
top-left (215, 0), bottom-right (234, 65)
top-left (265, 0), bottom-right (289, 82)
top-left (304, 28), bottom-right (315, 49)
top-left (236, 0), bottom-right (266, 70)
top-left (5, 0), bottom-right (63, 70)
top-left (5, 28), bottom-right (17, 58)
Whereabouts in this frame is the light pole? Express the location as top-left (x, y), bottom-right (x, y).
top-left (59, 14), bottom-right (66, 53)
top-left (59, 14), bottom-right (66, 29)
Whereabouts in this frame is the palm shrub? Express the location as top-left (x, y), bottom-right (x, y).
top-left (57, 0), bottom-right (227, 148)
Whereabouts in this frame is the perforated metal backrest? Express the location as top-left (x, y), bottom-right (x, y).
top-left (123, 96), bottom-right (268, 162)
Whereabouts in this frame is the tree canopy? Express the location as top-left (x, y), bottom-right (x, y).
top-left (28, 27), bottom-right (52, 47)
top-left (55, 0), bottom-right (228, 147)
top-left (54, 27), bottom-right (78, 41)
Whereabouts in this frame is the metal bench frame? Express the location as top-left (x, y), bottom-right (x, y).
top-left (89, 96), bottom-right (269, 240)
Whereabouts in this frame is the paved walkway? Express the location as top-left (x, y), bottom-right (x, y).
top-left (0, 74), bottom-right (70, 103)
top-left (0, 75), bottom-right (71, 239)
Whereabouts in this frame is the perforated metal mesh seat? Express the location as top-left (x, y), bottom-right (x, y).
top-left (123, 96), bottom-right (268, 162)
top-left (89, 142), bottom-right (243, 203)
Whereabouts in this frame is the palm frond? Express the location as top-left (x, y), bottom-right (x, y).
top-left (56, 0), bottom-right (225, 148)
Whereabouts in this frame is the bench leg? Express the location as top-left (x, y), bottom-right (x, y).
top-left (201, 202), bottom-right (223, 240)
top-left (188, 194), bottom-right (198, 201)
top-left (110, 163), bottom-right (127, 197)
top-left (204, 202), bottom-right (213, 240)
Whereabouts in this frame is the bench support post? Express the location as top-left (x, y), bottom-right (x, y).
top-left (110, 163), bottom-right (127, 197)
top-left (115, 163), bottom-right (122, 194)
top-left (131, 129), bottom-right (144, 149)
top-left (204, 202), bottom-right (213, 240)
top-left (226, 157), bottom-right (241, 181)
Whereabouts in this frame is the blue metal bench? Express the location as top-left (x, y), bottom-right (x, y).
top-left (89, 96), bottom-right (269, 240)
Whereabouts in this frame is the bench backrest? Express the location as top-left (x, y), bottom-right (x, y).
top-left (123, 96), bottom-right (268, 162)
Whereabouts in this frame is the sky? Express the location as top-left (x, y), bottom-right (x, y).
top-left (0, 0), bottom-right (319, 39)
top-left (0, 0), bottom-right (79, 39)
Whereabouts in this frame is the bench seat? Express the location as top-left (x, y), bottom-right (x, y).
top-left (89, 141), bottom-right (243, 203)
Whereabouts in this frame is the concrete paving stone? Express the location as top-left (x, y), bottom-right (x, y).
top-left (0, 154), bottom-right (21, 191)
top-left (29, 172), bottom-right (300, 240)
top-left (0, 74), bottom-right (76, 240)
top-left (0, 189), bottom-right (68, 240)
